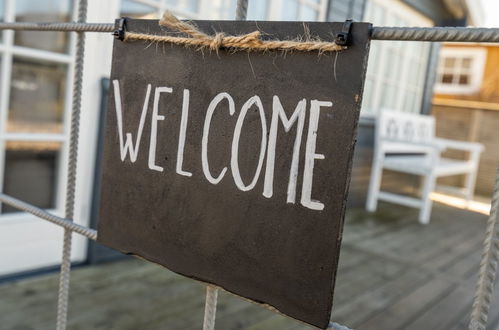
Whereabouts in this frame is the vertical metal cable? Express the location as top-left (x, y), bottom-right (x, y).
top-left (470, 165), bottom-right (499, 330)
top-left (56, 0), bottom-right (87, 329)
top-left (235, 0), bottom-right (248, 20)
top-left (202, 4), bottom-right (248, 330)
top-left (328, 322), bottom-right (353, 330)
top-left (203, 286), bottom-right (219, 330)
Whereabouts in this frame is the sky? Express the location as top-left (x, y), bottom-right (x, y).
top-left (482, 0), bottom-right (499, 27)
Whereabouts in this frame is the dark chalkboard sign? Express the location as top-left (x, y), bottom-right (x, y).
top-left (97, 18), bottom-right (371, 329)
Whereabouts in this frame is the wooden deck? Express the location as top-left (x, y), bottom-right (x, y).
top-left (2, 202), bottom-right (497, 330)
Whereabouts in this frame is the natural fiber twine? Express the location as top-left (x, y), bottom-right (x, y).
top-left (123, 11), bottom-right (346, 53)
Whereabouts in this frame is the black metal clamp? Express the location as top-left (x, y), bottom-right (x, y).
top-left (335, 19), bottom-right (353, 46)
top-left (113, 17), bottom-right (127, 41)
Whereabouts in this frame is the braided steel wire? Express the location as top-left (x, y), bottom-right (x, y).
top-left (470, 166), bottom-right (499, 330)
top-left (0, 22), bottom-right (113, 32)
top-left (236, 0), bottom-right (248, 20)
top-left (203, 286), bottom-right (219, 330)
top-left (1, 22), bottom-right (499, 44)
top-left (329, 322), bottom-right (353, 330)
top-left (56, 1), bottom-right (88, 329)
top-left (65, 0), bottom-right (88, 223)
top-left (372, 26), bottom-right (499, 42)
top-left (0, 194), bottom-right (97, 240)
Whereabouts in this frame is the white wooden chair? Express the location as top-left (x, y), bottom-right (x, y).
top-left (366, 110), bottom-right (484, 224)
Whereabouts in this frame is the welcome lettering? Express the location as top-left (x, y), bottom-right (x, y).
top-left (112, 79), bottom-right (332, 211)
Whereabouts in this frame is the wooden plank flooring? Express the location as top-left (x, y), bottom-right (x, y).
top-left (1, 202), bottom-right (495, 330)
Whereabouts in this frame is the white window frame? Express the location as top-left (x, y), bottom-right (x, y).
top-left (0, 0), bottom-right (76, 222)
top-left (0, 0), bottom-right (101, 275)
top-left (434, 47), bottom-right (486, 95)
top-left (361, 0), bottom-right (433, 117)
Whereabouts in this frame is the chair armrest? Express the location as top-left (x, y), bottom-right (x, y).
top-left (434, 138), bottom-right (484, 153)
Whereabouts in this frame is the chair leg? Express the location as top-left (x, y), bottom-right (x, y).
top-left (366, 160), bottom-right (383, 212)
top-left (464, 170), bottom-right (478, 204)
top-left (419, 173), bottom-right (436, 225)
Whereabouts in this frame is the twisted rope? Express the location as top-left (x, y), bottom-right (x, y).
top-left (123, 12), bottom-right (345, 53)
top-left (56, 1), bottom-right (88, 329)
top-left (470, 165), bottom-right (499, 330)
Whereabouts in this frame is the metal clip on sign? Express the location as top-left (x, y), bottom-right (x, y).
top-left (335, 19), bottom-right (353, 46)
top-left (113, 17), bottom-right (127, 41)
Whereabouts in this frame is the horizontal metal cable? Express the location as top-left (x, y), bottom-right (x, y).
top-left (0, 22), bottom-right (498, 43)
top-left (371, 26), bottom-right (499, 42)
top-left (0, 22), bottom-right (114, 32)
top-left (0, 193), bottom-right (97, 240)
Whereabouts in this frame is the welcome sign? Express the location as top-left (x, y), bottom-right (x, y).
top-left (98, 18), bottom-right (370, 328)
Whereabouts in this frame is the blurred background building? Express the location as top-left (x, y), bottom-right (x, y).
top-left (0, 0), bottom-right (485, 278)
top-left (433, 42), bottom-right (499, 196)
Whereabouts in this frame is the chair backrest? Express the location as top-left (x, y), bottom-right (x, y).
top-left (376, 110), bottom-right (436, 153)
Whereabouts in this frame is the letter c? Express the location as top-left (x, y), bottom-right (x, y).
top-left (202, 92), bottom-right (235, 185)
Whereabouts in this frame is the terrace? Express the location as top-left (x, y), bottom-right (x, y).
top-left (2, 200), bottom-right (494, 330)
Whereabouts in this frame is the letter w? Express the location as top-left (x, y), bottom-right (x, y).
top-left (113, 79), bottom-right (151, 162)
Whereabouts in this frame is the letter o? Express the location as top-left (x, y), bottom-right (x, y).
top-left (231, 96), bottom-right (267, 191)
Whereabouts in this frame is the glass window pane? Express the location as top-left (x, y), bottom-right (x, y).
top-left (281, 0), bottom-right (299, 20)
top-left (165, 0), bottom-right (176, 8)
top-left (121, 0), bottom-right (158, 19)
top-left (385, 47), bottom-right (401, 80)
top-left (7, 57), bottom-right (67, 134)
top-left (185, 0), bottom-right (200, 12)
top-left (247, 0), bottom-right (268, 20)
top-left (441, 74), bottom-right (453, 84)
top-left (462, 57), bottom-right (472, 69)
top-left (403, 90), bottom-right (417, 113)
top-left (14, 0), bottom-right (71, 53)
top-left (458, 74), bottom-right (470, 85)
top-left (362, 79), bottom-right (374, 112)
top-left (166, 0), bottom-right (199, 13)
top-left (380, 84), bottom-right (397, 109)
top-left (444, 57), bottom-right (456, 69)
top-left (299, 5), bottom-right (318, 21)
top-left (2, 141), bottom-right (61, 214)
top-left (414, 59), bottom-right (424, 86)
